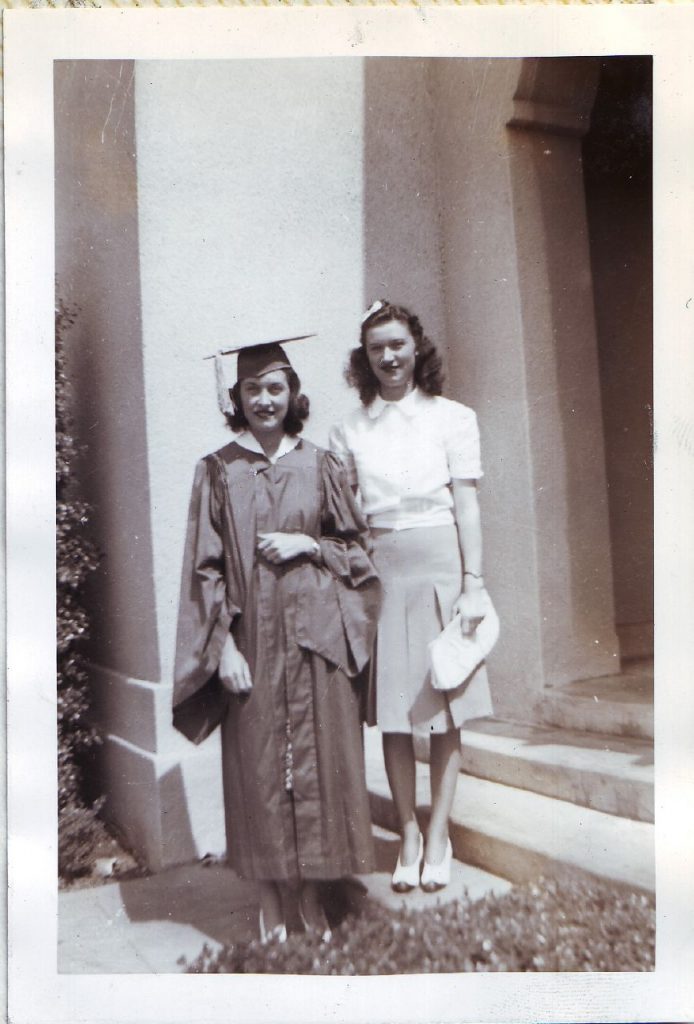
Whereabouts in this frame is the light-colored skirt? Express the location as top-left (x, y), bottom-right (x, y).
top-left (366, 524), bottom-right (493, 736)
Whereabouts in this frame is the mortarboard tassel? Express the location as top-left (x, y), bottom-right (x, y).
top-left (214, 351), bottom-right (234, 416)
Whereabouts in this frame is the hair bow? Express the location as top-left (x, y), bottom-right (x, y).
top-left (361, 299), bottom-right (387, 324)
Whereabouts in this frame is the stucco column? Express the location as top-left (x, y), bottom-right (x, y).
top-left (55, 60), bottom-right (225, 869)
top-left (56, 59), bottom-right (367, 869)
top-left (430, 58), bottom-right (620, 721)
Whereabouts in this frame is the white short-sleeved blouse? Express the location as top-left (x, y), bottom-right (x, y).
top-left (329, 388), bottom-right (482, 531)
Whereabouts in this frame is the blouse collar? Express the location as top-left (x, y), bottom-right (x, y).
top-left (366, 387), bottom-right (423, 420)
top-left (234, 431), bottom-right (300, 465)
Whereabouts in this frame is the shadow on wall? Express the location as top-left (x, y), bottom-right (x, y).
top-left (508, 57), bottom-right (643, 680)
top-left (54, 59), bottom-right (161, 684)
top-left (509, 58), bottom-right (601, 667)
top-left (583, 57), bottom-right (654, 651)
top-left (529, 56), bottom-right (653, 666)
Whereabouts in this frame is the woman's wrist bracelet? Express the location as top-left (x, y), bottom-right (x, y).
top-left (464, 571), bottom-right (485, 592)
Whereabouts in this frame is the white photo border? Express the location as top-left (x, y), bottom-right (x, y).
top-left (5, 6), bottom-right (694, 1024)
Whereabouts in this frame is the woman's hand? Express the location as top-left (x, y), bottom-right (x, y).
top-left (453, 587), bottom-right (487, 636)
top-left (257, 532), bottom-right (319, 565)
top-left (219, 634), bottom-right (253, 695)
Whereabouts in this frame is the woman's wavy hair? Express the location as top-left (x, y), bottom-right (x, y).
top-left (346, 301), bottom-right (445, 406)
top-left (225, 368), bottom-right (310, 436)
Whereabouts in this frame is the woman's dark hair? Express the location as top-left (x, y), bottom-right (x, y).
top-left (345, 301), bottom-right (444, 406)
top-left (225, 367), bottom-right (310, 436)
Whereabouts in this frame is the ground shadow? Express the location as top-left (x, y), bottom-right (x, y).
top-left (114, 840), bottom-right (400, 952)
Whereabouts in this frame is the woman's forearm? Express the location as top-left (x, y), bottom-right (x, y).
top-left (452, 480), bottom-right (483, 592)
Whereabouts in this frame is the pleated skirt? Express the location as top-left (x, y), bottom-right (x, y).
top-left (367, 524), bottom-right (493, 736)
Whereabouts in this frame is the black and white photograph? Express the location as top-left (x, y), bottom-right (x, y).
top-left (5, 7), bottom-right (694, 1024)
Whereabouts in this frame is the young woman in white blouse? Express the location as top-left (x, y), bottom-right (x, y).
top-left (330, 300), bottom-right (492, 892)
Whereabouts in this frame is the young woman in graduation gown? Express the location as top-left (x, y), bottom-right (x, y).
top-left (172, 339), bottom-right (380, 943)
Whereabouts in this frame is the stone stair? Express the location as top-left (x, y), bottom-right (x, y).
top-left (364, 712), bottom-right (655, 894)
top-left (460, 716), bottom-right (653, 822)
top-left (538, 661), bottom-right (654, 740)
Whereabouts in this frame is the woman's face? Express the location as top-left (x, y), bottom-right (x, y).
top-left (364, 319), bottom-right (417, 399)
top-left (239, 369), bottom-right (291, 437)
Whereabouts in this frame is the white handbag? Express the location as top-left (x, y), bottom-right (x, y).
top-left (428, 591), bottom-right (500, 692)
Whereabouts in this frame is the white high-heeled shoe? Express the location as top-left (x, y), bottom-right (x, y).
top-left (420, 837), bottom-right (453, 892)
top-left (391, 832), bottom-right (424, 892)
top-left (259, 908), bottom-right (287, 945)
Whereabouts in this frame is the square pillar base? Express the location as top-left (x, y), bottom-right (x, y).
top-left (89, 666), bottom-right (226, 871)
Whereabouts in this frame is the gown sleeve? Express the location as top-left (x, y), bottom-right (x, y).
top-left (172, 456), bottom-right (241, 744)
top-left (327, 420), bottom-right (358, 488)
top-left (317, 450), bottom-right (381, 675)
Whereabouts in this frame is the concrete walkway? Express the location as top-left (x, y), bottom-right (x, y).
top-left (58, 828), bottom-right (512, 974)
top-left (58, 862), bottom-right (259, 973)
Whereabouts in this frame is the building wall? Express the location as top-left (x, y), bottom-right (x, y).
top-left (55, 58), bottom-right (448, 865)
top-left (54, 60), bottom-right (161, 684)
top-left (428, 59), bottom-right (546, 719)
top-left (133, 58), bottom-right (371, 686)
top-left (55, 57), bottom-right (632, 866)
top-left (430, 58), bottom-right (619, 717)
top-left (588, 187), bottom-right (653, 658)
top-left (363, 59), bottom-right (448, 368)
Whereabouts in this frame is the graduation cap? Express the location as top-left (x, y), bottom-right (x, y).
top-left (204, 334), bottom-right (316, 414)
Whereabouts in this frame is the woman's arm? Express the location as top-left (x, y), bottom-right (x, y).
top-left (451, 478), bottom-right (487, 632)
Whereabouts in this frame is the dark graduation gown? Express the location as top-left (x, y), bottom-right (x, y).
top-left (173, 438), bottom-right (380, 882)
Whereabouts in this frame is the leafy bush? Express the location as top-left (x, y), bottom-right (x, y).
top-left (56, 301), bottom-right (103, 880)
top-left (186, 875), bottom-right (654, 974)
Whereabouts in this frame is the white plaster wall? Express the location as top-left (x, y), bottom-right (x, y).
top-left (134, 59), bottom-right (366, 685)
top-left (362, 59), bottom-right (448, 367)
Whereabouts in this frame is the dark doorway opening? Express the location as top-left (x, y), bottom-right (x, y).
top-left (583, 57), bottom-right (653, 665)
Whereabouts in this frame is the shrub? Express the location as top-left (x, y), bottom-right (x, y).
top-left (185, 875), bottom-right (655, 974)
top-left (56, 300), bottom-right (103, 880)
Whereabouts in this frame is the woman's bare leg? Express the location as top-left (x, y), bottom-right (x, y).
top-left (427, 729), bottom-right (462, 864)
top-left (382, 732), bottom-right (420, 863)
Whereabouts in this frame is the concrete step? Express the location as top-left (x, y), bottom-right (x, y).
top-left (364, 727), bottom-right (655, 894)
top-left (460, 717), bottom-right (653, 822)
top-left (539, 662), bottom-right (654, 740)
top-left (362, 825), bottom-right (512, 911)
